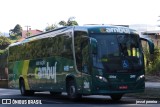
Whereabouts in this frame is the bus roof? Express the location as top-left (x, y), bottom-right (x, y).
top-left (26, 25), bottom-right (138, 39)
top-left (74, 25), bottom-right (138, 34)
top-left (9, 25), bottom-right (138, 47)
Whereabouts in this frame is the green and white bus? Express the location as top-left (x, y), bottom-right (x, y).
top-left (8, 25), bottom-right (154, 101)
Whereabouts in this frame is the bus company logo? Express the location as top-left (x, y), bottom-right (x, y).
top-left (106, 27), bottom-right (130, 34)
top-left (34, 62), bottom-right (57, 82)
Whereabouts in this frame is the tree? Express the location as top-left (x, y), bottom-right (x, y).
top-left (45, 24), bottom-right (58, 31)
top-left (9, 24), bottom-right (23, 39)
top-left (59, 17), bottom-right (78, 26)
top-left (0, 36), bottom-right (11, 50)
top-left (44, 17), bottom-right (78, 31)
top-left (59, 21), bottom-right (67, 26)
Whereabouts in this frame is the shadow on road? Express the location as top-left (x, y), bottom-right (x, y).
top-left (1, 91), bottom-right (159, 104)
top-left (26, 93), bottom-right (135, 104)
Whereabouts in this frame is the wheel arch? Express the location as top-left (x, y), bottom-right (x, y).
top-left (19, 76), bottom-right (24, 87)
top-left (65, 74), bottom-right (76, 90)
top-left (19, 75), bottom-right (30, 90)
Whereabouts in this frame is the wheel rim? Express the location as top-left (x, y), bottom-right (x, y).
top-left (70, 86), bottom-right (75, 97)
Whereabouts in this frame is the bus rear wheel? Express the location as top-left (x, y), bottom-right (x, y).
top-left (67, 80), bottom-right (81, 101)
top-left (110, 94), bottom-right (123, 101)
top-left (20, 79), bottom-right (34, 96)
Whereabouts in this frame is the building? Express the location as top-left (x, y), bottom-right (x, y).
top-left (22, 28), bottom-right (43, 38)
top-left (141, 30), bottom-right (160, 47)
top-left (129, 24), bottom-right (160, 47)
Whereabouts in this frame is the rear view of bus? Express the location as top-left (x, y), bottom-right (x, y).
top-left (75, 26), bottom-right (154, 101)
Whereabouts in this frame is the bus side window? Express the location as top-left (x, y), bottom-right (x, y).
top-left (58, 33), bottom-right (73, 60)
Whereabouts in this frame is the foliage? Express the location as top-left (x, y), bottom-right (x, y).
top-left (59, 21), bottom-right (67, 26)
top-left (45, 24), bottom-right (58, 31)
top-left (0, 48), bottom-right (8, 55)
top-left (0, 36), bottom-right (11, 50)
top-left (45, 17), bottom-right (78, 31)
top-left (9, 34), bottom-right (21, 40)
top-left (26, 32), bottom-right (32, 37)
top-left (0, 49), bottom-right (8, 68)
top-left (59, 17), bottom-right (78, 26)
top-left (144, 47), bottom-right (160, 75)
top-left (0, 49), bottom-right (5, 55)
top-left (9, 24), bottom-right (23, 39)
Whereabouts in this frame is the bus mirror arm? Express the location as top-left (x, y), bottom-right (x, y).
top-left (140, 38), bottom-right (154, 54)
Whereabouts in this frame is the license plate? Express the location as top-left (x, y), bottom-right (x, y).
top-left (119, 85), bottom-right (128, 89)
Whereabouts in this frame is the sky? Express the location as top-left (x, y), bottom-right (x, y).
top-left (0, 0), bottom-right (160, 33)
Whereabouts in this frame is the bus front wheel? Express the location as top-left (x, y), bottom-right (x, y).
top-left (67, 80), bottom-right (81, 101)
top-left (110, 94), bottom-right (123, 101)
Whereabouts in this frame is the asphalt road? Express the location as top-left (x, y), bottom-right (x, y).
top-left (0, 88), bottom-right (159, 107)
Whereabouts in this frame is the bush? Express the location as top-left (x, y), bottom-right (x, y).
top-left (0, 36), bottom-right (11, 50)
top-left (144, 47), bottom-right (160, 75)
top-left (0, 50), bottom-right (4, 55)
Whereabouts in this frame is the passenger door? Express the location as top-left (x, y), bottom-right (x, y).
top-left (74, 31), bottom-right (92, 94)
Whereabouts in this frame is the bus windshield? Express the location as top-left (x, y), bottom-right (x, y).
top-left (91, 34), bottom-right (143, 72)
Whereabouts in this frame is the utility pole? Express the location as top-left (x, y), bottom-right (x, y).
top-left (157, 16), bottom-right (160, 27)
top-left (25, 25), bottom-right (31, 37)
top-left (158, 16), bottom-right (160, 21)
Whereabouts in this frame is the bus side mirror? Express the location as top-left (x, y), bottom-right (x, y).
top-left (90, 38), bottom-right (98, 55)
top-left (140, 38), bottom-right (154, 54)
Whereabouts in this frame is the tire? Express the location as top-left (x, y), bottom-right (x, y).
top-left (67, 80), bottom-right (81, 101)
top-left (50, 92), bottom-right (62, 96)
top-left (110, 94), bottom-right (123, 101)
top-left (19, 79), bottom-right (34, 96)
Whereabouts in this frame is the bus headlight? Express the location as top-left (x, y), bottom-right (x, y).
top-left (96, 75), bottom-right (108, 82)
top-left (136, 75), bottom-right (145, 81)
